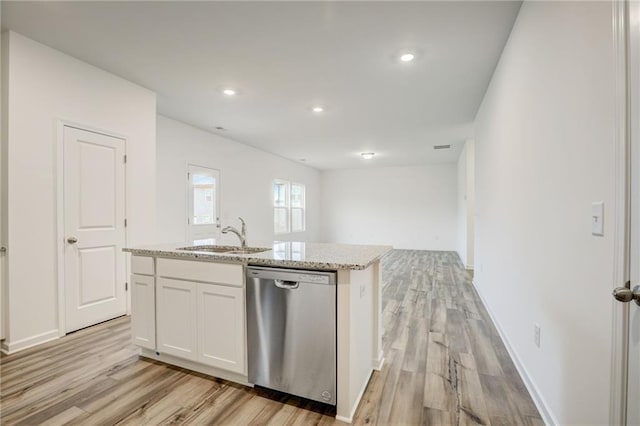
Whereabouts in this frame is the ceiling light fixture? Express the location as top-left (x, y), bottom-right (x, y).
top-left (400, 53), bottom-right (415, 62)
top-left (312, 106), bottom-right (324, 113)
top-left (222, 88), bottom-right (236, 96)
top-left (361, 152), bottom-right (375, 160)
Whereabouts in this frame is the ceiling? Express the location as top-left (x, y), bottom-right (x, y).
top-left (2, 1), bottom-right (521, 170)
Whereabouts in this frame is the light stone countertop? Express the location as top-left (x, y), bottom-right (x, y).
top-left (123, 240), bottom-right (392, 271)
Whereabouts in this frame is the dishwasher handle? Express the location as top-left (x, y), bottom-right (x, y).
top-left (274, 279), bottom-right (300, 290)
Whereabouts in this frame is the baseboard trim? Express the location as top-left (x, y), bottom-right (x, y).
top-left (0, 329), bottom-right (59, 354)
top-left (374, 355), bottom-right (385, 371)
top-left (336, 367), bottom-right (375, 424)
top-left (140, 348), bottom-right (251, 387)
top-left (474, 285), bottom-right (557, 426)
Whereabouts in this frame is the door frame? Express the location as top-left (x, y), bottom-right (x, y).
top-left (610, 0), bottom-right (633, 424)
top-left (55, 120), bottom-right (129, 337)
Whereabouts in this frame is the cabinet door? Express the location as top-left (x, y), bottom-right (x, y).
top-left (130, 274), bottom-right (155, 349)
top-left (156, 278), bottom-right (197, 361)
top-left (197, 283), bottom-right (246, 374)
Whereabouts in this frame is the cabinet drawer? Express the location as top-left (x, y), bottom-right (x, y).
top-left (156, 258), bottom-right (243, 286)
top-left (131, 256), bottom-right (154, 275)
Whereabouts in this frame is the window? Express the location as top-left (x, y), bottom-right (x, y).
top-left (188, 165), bottom-right (220, 241)
top-left (193, 174), bottom-right (215, 225)
top-left (273, 180), bottom-right (305, 234)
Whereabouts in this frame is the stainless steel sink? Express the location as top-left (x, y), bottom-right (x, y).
top-left (177, 245), bottom-right (235, 253)
top-left (225, 248), bottom-right (271, 254)
top-left (177, 245), bottom-right (270, 255)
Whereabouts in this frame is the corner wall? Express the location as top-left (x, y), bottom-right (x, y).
top-left (156, 115), bottom-right (321, 245)
top-left (456, 140), bottom-right (474, 268)
top-left (474, 2), bottom-right (615, 424)
top-left (320, 165), bottom-right (457, 249)
top-left (2, 32), bottom-right (156, 352)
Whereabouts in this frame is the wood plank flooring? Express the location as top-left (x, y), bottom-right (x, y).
top-left (0, 250), bottom-right (543, 425)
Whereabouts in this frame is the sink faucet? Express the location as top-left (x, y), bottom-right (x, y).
top-left (222, 217), bottom-right (247, 249)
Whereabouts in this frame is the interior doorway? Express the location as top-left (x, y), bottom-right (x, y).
top-left (62, 125), bottom-right (127, 333)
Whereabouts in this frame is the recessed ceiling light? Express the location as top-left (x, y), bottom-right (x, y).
top-left (312, 106), bottom-right (324, 113)
top-left (400, 53), bottom-right (415, 62)
top-left (361, 152), bottom-right (375, 160)
top-left (222, 89), bottom-right (236, 96)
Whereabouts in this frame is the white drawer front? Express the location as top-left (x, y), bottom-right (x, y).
top-left (131, 255), bottom-right (154, 276)
top-left (156, 258), bottom-right (243, 286)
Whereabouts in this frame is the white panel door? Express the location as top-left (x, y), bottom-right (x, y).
top-left (627, 2), bottom-right (640, 423)
top-left (131, 274), bottom-right (156, 350)
top-left (156, 278), bottom-right (197, 361)
top-left (64, 126), bottom-right (126, 333)
top-left (187, 165), bottom-right (220, 243)
top-left (197, 283), bottom-right (245, 374)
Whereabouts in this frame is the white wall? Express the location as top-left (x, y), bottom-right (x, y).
top-left (474, 2), bottom-right (615, 424)
top-left (320, 165), bottom-right (457, 250)
top-left (456, 140), bottom-right (475, 269)
top-left (156, 115), bottom-right (321, 245)
top-left (2, 32), bottom-right (156, 352)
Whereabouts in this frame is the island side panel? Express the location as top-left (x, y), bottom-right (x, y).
top-left (372, 260), bottom-right (384, 370)
top-left (336, 264), bottom-right (378, 423)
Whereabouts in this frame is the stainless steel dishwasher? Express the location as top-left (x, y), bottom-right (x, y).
top-left (246, 266), bottom-right (337, 405)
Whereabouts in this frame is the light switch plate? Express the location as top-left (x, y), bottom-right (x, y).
top-left (592, 202), bottom-right (604, 236)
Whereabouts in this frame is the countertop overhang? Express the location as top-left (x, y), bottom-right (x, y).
top-left (124, 241), bottom-right (392, 271)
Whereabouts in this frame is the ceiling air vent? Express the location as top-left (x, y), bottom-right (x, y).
top-left (433, 144), bottom-right (451, 150)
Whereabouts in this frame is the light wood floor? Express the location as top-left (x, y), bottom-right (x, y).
top-left (0, 250), bottom-right (542, 425)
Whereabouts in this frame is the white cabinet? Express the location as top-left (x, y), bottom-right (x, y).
top-left (150, 259), bottom-right (246, 375)
top-left (156, 277), bottom-right (198, 361)
top-left (130, 274), bottom-right (156, 350)
top-left (197, 283), bottom-right (245, 374)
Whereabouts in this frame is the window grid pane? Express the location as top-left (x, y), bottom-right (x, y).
top-left (291, 207), bottom-right (304, 232)
top-left (193, 177), bottom-right (215, 225)
top-left (291, 184), bottom-right (304, 208)
top-left (274, 207), bottom-right (289, 234)
top-left (273, 182), bottom-right (288, 207)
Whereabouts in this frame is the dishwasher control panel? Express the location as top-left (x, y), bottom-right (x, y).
top-left (297, 274), bottom-right (330, 284)
top-left (247, 267), bottom-right (335, 285)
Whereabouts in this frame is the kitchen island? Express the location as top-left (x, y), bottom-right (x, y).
top-left (124, 241), bottom-right (391, 423)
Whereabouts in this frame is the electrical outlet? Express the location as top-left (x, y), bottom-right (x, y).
top-left (534, 323), bottom-right (541, 348)
top-left (592, 202), bottom-right (604, 236)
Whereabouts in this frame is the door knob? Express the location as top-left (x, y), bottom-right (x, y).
top-left (612, 282), bottom-right (640, 306)
top-left (67, 236), bottom-right (78, 244)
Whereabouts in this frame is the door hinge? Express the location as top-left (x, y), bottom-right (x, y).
top-left (187, 218), bottom-right (190, 225)
top-left (125, 282), bottom-right (128, 291)
top-left (124, 218), bottom-right (128, 227)
top-left (187, 172), bottom-right (190, 181)
top-left (124, 154), bottom-right (127, 164)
